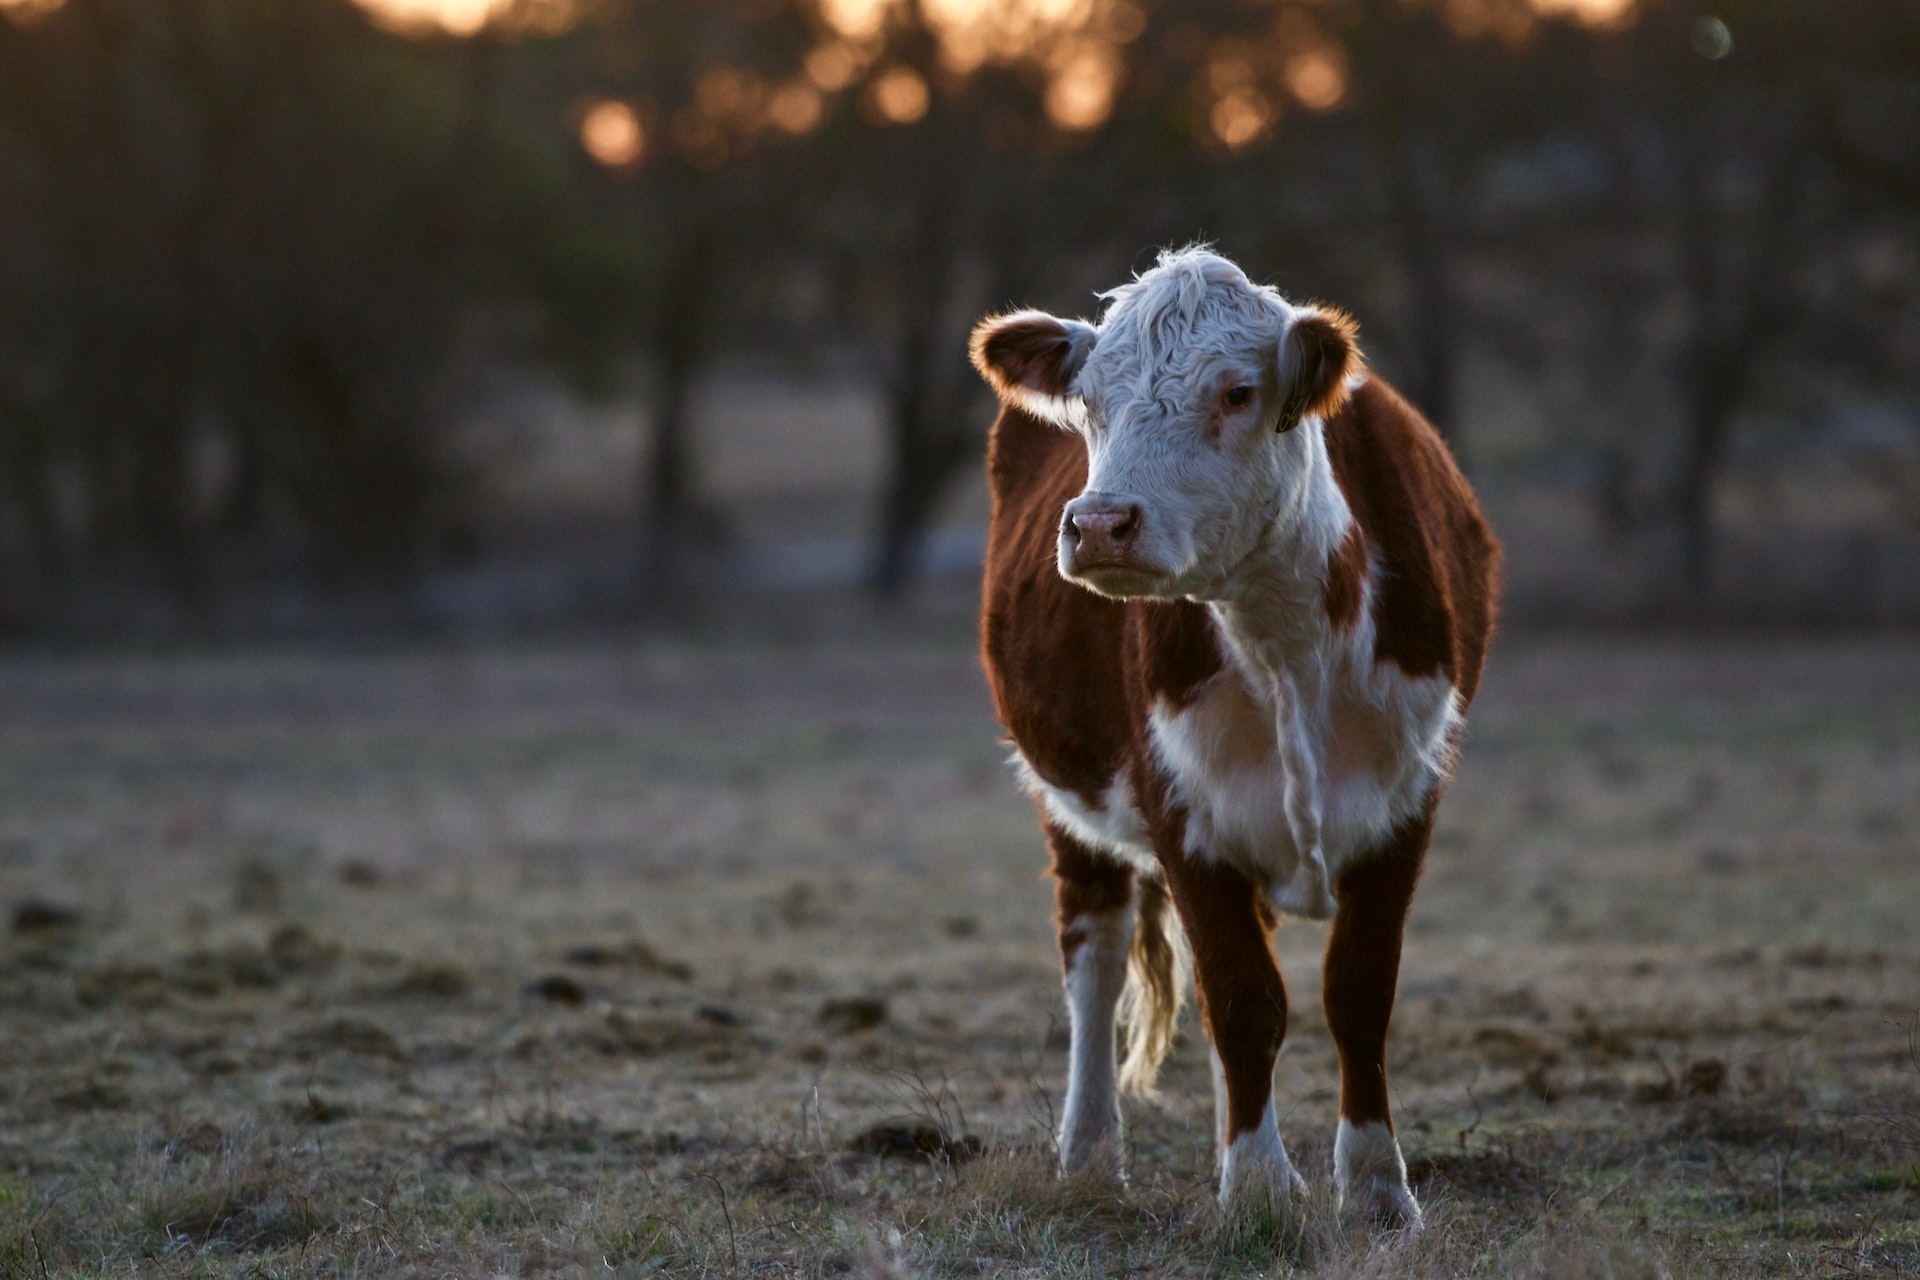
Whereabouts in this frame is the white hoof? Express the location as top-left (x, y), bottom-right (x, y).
top-left (1219, 1106), bottom-right (1308, 1205)
top-left (1335, 1118), bottom-right (1423, 1230)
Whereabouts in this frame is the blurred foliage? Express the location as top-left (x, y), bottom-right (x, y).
top-left (0, 0), bottom-right (1916, 626)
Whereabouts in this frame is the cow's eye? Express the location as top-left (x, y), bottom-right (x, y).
top-left (1224, 385), bottom-right (1255, 409)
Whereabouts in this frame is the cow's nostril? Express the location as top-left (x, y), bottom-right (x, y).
top-left (1061, 512), bottom-right (1082, 545)
top-left (1113, 508), bottom-right (1140, 540)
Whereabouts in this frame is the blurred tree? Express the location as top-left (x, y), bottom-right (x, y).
top-left (510, 0), bottom-right (818, 599)
top-left (0, 0), bottom-right (577, 618)
top-left (811, 6), bottom-right (1082, 596)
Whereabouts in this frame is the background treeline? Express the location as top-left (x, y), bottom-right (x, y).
top-left (1, 0), bottom-right (1917, 634)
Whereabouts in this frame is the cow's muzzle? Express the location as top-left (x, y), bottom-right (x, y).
top-left (1059, 493), bottom-right (1163, 594)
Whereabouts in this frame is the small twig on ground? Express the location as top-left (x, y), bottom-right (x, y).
top-left (1458, 1078), bottom-right (1484, 1154)
top-left (699, 1173), bottom-right (740, 1279)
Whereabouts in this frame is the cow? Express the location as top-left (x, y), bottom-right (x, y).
top-left (970, 247), bottom-right (1498, 1228)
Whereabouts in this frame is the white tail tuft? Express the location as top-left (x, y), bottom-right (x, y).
top-left (1117, 876), bottom-right (1190, 1096)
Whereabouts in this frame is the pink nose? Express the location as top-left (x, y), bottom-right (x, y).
top-left (1062, 501), bottom-right (1143, 566)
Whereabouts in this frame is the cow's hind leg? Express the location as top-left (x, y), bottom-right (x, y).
top-left (1323, 808), bottom-right (1431, 1228)
top-left (1162, 854), bottom-right (1304, 1205)
top-left (1048, 823), bottom-right (1134, 1175)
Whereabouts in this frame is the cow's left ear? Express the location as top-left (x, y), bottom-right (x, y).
top-left (1277, 306), bottom-right (1361, 430)
top-left (970, 310), bottom-right (1098, 423)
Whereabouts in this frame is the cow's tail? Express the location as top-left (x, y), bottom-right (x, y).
top-left (1117, 875), bottom-right (1189, 1097)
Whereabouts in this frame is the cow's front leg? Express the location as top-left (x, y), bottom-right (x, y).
top-left (1270, 668), bottom-right (1337, 920)
top-left (1162, 853), bottom-right (1304, 1206)
top-left (1323, 808), bottom-right (1431, 1229)
top-left (1047, 824), bottom-right (1134, 1176)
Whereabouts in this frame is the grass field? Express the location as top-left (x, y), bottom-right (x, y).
top-left (1, 624), bottom-right (1917, 1276)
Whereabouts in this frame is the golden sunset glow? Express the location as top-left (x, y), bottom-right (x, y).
top-left (356, 0), bottom-right (506, 36)
top-left (1531, 0), bottom-right (1638, 29)
top-left (309, 0), bottom-right (1645, 46)
top-left (580, 100), bottom-right (644, 168)
top-left (818, 0), bottom-right (891, 40)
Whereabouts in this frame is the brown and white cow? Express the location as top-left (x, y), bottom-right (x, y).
top-left (971, 247), bottom-right (1498, 1227)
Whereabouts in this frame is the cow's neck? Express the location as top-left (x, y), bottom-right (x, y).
top-left (1206, 420), bottom-right (1354, 685)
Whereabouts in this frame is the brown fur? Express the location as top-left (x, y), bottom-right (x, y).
top-left (1323, 526), bottom-right (1368, 634)
top-left (1282, 307), bottom-right (1361, 428)
top-left (1047, 821), bottom-right (1132, 968)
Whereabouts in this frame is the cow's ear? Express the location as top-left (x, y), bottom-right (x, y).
top-left (969, 310), bottom-right (1097, 422)
top-left (1277, 306), bottom-right (1360, 430)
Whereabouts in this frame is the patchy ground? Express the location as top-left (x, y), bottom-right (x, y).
top-left (1, 625), bottom-right (1916, 1276)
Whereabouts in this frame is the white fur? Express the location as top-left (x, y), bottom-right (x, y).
top-left (1058, 910), bottom-right (1133, 1172)
top-left (1151, 570), bottom-right (1462, 917)
top-left (1011, 754), bottom-right (1160, 879)
top-left (1058, 254), bottom-right (1317, 600)
top-left (1218, 1097), bottom-right (1306, 1204)
top-left (1335, 1118), bottom-right (1422, 1228)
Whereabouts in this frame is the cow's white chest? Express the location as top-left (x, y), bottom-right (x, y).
top-left (1147, 660), bottom-right (1460, 898)
top-left (1014, 655), bottom-right (1460, 913)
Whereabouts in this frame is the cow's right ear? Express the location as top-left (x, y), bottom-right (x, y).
top-left (969, 310), bottom-right (1098, 422)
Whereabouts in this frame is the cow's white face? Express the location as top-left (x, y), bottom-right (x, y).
top-left (971, 249), bottom-right (1359, 601)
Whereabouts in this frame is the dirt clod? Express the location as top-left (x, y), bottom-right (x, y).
top-left (818, 995), bottom-right (888, 1035)
top-left (562, 939), bottom-right (693, 980)
top-left (11, 899), bottom-right (80, 934)
top-left (696, 1004), bottom-right (743, 1027)
top-left (268, 922), bottom-right (340, 974)
top-left (233, 860), bottom-right (281, 913)
top-left (395, 962), bottom-right (471, 998)
top-left (1684, 1057), bottom-right (1727, 1096)
top-left (337, 859), bottom-right (387, 888)
top-left (528, 974), bottom-right (587, 1005)
top-left (293, 1018), bottom-right (407, 1061)
top-left (850, 1122), bottom-right (982, 1162)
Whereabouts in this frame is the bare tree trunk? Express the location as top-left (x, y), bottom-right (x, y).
top-left (1673, 119), bottom-right (1804, 605)
top-left (868, 119), bottom-right (973, 599)
top-left (641, 226), bottom-right (719, 598)
top-left (1391, 127), bottom-right (1461, 457)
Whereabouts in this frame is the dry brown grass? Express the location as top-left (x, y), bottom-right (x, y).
top-left (1, 629), bottom-right (1917, 1276)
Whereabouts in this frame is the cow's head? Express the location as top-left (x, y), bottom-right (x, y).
top-left (971, 248), bottom-right (1358, 600)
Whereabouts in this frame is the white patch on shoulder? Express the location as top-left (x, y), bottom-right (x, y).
top-left (1334, 1118), bottom-right (1421, 1229)
top-left (1009, 751), bottom-right (1159, 878)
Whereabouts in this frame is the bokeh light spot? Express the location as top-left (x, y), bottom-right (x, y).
top-left (1532, 0), bottom-right (1638, 30)
top-left (580, 100), bottom-right (644, 168)
top-left (768, 83), bottom-right (826, 135)
top-left (867, 67), bottom-right (931, 124)
top-left (820, 0), bottom-right (890, 40)
top-left (1047, 47), bottom-right (1119, 131)
top-left (1210, 90), bottom-right (1273, 150)
top-left (0, 0), bottom-right (67, 21)
top-left (355, 0), bottom-right (500, 35)
top-left (1284, 50), bottom-right (1346, 112)
top-left (806, 43), bottom-right (862, 92)
top-left (1691, 15), bottom-right (1732, 60)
